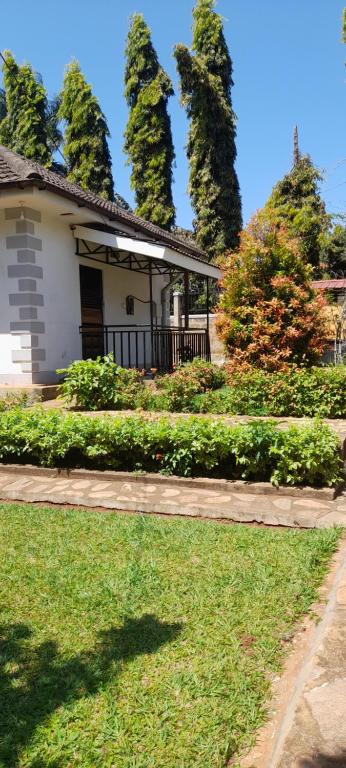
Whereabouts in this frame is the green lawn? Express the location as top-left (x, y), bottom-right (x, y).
top-left (0, 504), bottom-right (340, 768)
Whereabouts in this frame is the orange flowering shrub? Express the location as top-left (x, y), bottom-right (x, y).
top-left (216, 213), bottom-right (328, 371)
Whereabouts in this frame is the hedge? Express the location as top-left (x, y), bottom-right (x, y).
top-left (0, 408), bottom-right (342, 487)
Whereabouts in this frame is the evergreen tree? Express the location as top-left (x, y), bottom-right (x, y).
top-left (0, 52), bottom-right (51, 165)
top-left (59, 61), bottom-right (114, 200)
top-left (265, 154), bottom-right (330, 274)
top-left (174, 0), bottom-right (242, 259)
top-left (322, 223), bottom-right (346, 275)
top-left (0, 88), bottom-right (6, 123)
top-left (46, 96), bottom-right (62, 157)
top-left (124, 14), bottom-right (175, 230)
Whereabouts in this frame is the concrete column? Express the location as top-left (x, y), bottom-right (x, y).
top-left (184, 271), bottom-right (189, 330)
top-left (173, 291), bottom-right (183, 328)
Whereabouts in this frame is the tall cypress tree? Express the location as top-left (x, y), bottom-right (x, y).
top-left (124, 14), bottom-right (175, 230)
top-left (46, 96), bottom-right (63, 164)
top-left (323, 224), bottom-right (346, 275)
top-left (0, 52), bottom-right (51, 166)
top-left (265, 152), bottom-right (330, 273)
top-left (59, 61), bottom-right (114, 200)
top-left (0, 88), bottom-right (6, 123)
top-left (174, 0), bottom-right (242, 259)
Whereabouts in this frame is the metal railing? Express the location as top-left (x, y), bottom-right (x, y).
top-left (79, 324), bottom-right (211, 372)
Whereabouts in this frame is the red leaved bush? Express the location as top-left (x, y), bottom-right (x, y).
top-left (215, 213), bottom-right (328, 372)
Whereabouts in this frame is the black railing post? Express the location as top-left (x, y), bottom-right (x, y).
top-left (206, 277), bottom-right (211, 361)
top-left (149, 262), bottom-right (154, 368)
top-left (206, 329), bottom-right (211, 361)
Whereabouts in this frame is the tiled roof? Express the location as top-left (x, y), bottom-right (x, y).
top-left (0, 154), bottom-right (18, 181)
top-left (0, 145), bottom-right (207, 262)
top-left (313, 279), bottom-right (346, 290)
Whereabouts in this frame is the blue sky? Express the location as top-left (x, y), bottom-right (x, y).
top-left (2, 0), bottom-right (345, 228)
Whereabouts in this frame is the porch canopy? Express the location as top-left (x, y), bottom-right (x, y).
top-left (72, 225), bottom-right (221, 280)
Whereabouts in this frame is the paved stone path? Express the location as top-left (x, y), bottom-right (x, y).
top-left (238, 541), bottom-right (346, 768)
top-left (0, 466), bottom-right (345, 528)
top-left (274, 542), bottom-right (346, 768)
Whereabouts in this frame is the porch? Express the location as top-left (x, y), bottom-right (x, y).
top-left (75, 224), bottom-right (221, 373)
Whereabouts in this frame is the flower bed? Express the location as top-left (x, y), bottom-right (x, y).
top-left (0, 408), bottom-right (342, 487)
top-left (57, 357), bottom-right (346, 418)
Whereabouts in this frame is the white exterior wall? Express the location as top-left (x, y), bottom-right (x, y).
top-left (39, 212), bottom-right (82, 378)
top-left (102, 264), bottom-right (160, 327)
top-left (0, 199), bottom-right (166, 384)
top-left (0, 333), bottom-right (23, 377)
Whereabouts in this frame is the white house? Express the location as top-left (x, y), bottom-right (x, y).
top-left (0, 146), bottom-right (221, 386)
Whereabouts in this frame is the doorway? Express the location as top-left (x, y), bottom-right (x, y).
top-left (79, 265), bottom-right (104, 359)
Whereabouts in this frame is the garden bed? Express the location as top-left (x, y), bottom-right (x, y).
top-left (0, 502), bottom-right (341, 767)
top-left (0, 407), bottom-right (343, 488)
top-left (57, 356), bottom-right (346, 418)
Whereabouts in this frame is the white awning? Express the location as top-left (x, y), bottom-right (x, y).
top-left (72, 225), bottom-right (221, 280)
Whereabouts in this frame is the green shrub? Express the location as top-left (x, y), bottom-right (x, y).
top-left (57, 355), bottom-right (149, 411)
top-left (270, 421), bottom-right (342, 487)
top-left (0, 408), bottom-right (342, 487)
top-left (192, 366), bottom-right (346, 418)
top-left (154, 370), bottom-right (201, 412)
top-left (180, 358), bottom-right (227, 390)
top-left (155, 358), bottom-right (226, 412)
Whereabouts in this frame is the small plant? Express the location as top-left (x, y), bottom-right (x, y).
top-left (0, 392), bottom-right (28, 411)
top-left (155, 370), bottom-right (201, 412)
top-left (182, 358), bottom-right (227, 391)
top-left (155, 358), bottom-right (226, 412)
top-left (57, 355), bottom-right (149, 411)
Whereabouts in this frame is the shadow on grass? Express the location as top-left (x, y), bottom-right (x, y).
top-left (0, 615), bottom-right (182, 767)
top-left (298, 753), bottom-right (346, 768)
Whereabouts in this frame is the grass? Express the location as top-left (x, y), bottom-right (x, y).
top-left (0, 503), bottom-right (341, 768)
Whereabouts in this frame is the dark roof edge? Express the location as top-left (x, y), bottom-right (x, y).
top-left (0, 149), bottom-right (207, 262)
top-left (48, 182), bottom-right (205, 261)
